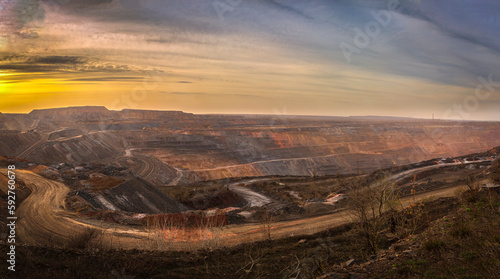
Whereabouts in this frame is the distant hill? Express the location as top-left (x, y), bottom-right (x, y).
top-left (348, 115), bottom-right (422, 121)
top-left (29, 106), bottom-right (112, 120)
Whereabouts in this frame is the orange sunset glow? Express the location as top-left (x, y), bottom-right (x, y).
top-left (1, 0), bottom-right (499, 120)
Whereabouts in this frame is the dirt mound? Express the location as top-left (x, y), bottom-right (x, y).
top-left (32, 164), bottom-right (49, 174)
top-left (85, 177), bottom-right (188, 214)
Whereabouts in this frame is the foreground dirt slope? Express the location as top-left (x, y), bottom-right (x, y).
top-left (0, 169), bottom-right (149, 249)
top-left (0, 161), bottom-right (476, 252)
top-left (2, 191), bottom-right (496, 279)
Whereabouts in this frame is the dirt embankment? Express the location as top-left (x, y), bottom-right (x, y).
top-left (26, 131), bottom-right (125, 163)
top-left (151, 122), bottom-right (500, 180)
top-left (0, 131), bottom-right (41, 157)
top-left (80, 177), bottom-right (189, 214)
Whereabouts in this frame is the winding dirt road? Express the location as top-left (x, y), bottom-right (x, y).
top-left (1, 163), bottom-right (475, 251)
top-left (228, 179), bottom-right (273, 207)
top-left (111, 153), bottom-right (157, 181)
top-left (221, 181), bottom-right (470, 246)
top-left (134, 154), bottom-right (156, 180)
top-left (1, 169), bottom-right (148, 249)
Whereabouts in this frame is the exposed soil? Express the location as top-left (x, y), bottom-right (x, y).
top-left (3, 107), bottom-right (500, 182)
top-left (3, 194), bottom-right (495, 279)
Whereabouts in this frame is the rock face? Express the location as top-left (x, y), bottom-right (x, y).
top-left (2, 106), bottom-right (500, 182)
top-left (82, 178), bottom-right (188, 214)
top-left (27, 131), bottom-right (124, 164)
top-left (149, 121), bottom-right (500, 180)
top-left (0, 131), bottom-right (41, 156)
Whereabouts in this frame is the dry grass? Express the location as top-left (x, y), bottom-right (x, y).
top-left (144, 217), bottom-right (223, 251)
top-left (66, 227), bottom-right (104, 250)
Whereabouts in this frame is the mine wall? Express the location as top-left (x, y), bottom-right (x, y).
top-left (27, 132), bottom-right (125, 164)
top-left (2, 107), bottom-right (500, 182)
top-left (0, 131), bottom-right (41, 156)
top-left (81, 178), bottom-right (188, 214)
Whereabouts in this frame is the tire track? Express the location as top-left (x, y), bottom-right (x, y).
top-left (17, 133), bottom-right (48, 158)
top-left (1, 169), bottom-right (148, 248)
top-left (1, 165), bottom-right (478, 250)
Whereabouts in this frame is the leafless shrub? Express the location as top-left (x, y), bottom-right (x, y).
top-left (490, 158), bottom-right (500, 184)
top-left (144, 214), bottom-right (224, 251)
top-left (66, 227), bottom-right (103, 250)
top-left (347, 174), bottom-right (396, 252)
top-left (463, 170), bottom-right (480, 191)
top-left (255, 208), bottom-right (273, 240)
top-left (145, 217), bottom-right (180, 250)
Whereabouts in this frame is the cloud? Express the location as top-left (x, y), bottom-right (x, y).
top-left (264, 0), bottom-right (315, 20)
top-left (29, 55), bottom-right (85, 64)
top-left (162, 92), bottom-right (264, 99)
top-left (2, 0), bottom-right (499, 119)
top-left (67, 76), bottom-right (143, 82)
top-left (165, 92), bottom-right (205, 96)
top-left (0, 54), bottom-right (162, 73)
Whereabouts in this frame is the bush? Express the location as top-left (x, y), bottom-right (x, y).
top-left (490, 159), bottom-right (500, 184)
top-left (423, 240), bottom-right (446, 252)
top-left (66, 227), bottom-right (102, 250)
top-left (450, 220), bottom-right (472, 239)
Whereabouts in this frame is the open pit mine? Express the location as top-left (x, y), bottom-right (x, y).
top-left (1, 106), bottom-right (500, 184)
top-left (1, 106), bottom-right (500, 251)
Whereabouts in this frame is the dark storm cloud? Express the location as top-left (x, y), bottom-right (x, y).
top-left (0, 54), bottom-right (159, 73)
top-left (29, 55), bottom-right (86, 64)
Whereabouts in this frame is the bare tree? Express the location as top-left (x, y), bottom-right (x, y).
top-left (258, 208), bottom-right (273, 240)
top-left (463, 170), bottom-right (479, 191)
top-left (347, 174), bottom-right (396, 252)
top-left (490, 159), bottom-right (500, 184)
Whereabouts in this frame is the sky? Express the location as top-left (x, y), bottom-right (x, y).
top-left (0, 0), bottom-right (499, 120)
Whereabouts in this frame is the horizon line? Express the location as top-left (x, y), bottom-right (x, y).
top-left (1, 105), bottom-right (499, 122)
